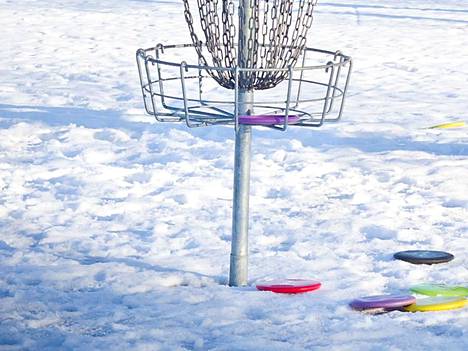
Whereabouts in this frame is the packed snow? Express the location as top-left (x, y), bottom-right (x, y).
top-left (0, 0), bottom-right (467, 350)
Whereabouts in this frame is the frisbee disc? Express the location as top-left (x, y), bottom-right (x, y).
top-left (393, 250), bottom-right (454, 265)
top-left (350, 294), bottom-right (416, 311)
top-left (404, 296), bottom-right (467, 312)
top-left (428, 121), bottom-right (465, 129)
top-left (255, 279), bottom-right (321, 294)
top-left (239, 115), bottom-right (300, 126)
top-left (410, 283), bottom-right (468, 297)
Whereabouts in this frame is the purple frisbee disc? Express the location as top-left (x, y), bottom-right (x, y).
top-left (239, 115), bottom-right (300, 125)
top-left (350, 294), bottom-right (416, 311)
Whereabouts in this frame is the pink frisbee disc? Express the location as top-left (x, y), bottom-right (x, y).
top-left (256, 279), bottom-right (321, 294)
top-left (239, 115), bottom-right (300, 125)
top-left (350, 294), bottom-right (416, 311)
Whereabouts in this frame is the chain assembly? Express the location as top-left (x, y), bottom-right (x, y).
top-left (182, 0), bottom-right (318, 90)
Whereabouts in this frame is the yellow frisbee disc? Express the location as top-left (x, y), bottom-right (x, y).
top-left (428, 121), bottom-right (465, 129)
top-left (404, 296), bottom-right (467, 312)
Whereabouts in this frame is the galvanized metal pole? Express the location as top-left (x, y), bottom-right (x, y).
top-left (229, 94), bottom-right (253, 287)
top-left (229, 0), bottom-right (254, 287)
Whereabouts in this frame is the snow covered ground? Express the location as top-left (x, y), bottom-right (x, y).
top-left (0, 0), bottom-right (467, 349)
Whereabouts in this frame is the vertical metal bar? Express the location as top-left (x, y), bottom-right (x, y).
top-left (230, 87), bottom-right (253, 287)
top-left (293, 48), bottom-right (307, 109)
top-left (282, 66), bottom-right (293, 131)
top-left (144, 57), bottom-right (159, 119)
top-left (179, 62), bottom-right (194, 127)
top-left (229, 101), bottom-right (252, 287)
top-left (155, 44), bottom-right (168, 110)
top-left (336, 59), bottom-right (353, 121)
top-left (234, 67), bottom-right (240, 131)
top-left (229, 0), bottom-right (254, 287)
top-left (319, 63), bottom-right (336, 126)
top-left (325, 51), bottom-right (343, 114)
top-left (136, 49), bottom-right (151, 115)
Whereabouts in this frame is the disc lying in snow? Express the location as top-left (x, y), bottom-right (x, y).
top-left (393, 250), bottom-right (454, 265)
top-left (428, 121), bottom-right (465, 129)
top-left (255, 279), bottom-right (321, 294)
top-left (349, 294), bottom-right (416, 312)
top-left (410, 283), bottom-right (468, 297)
top-left (404, 296), bottom-right (467, 312)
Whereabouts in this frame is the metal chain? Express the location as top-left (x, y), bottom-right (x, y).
top-left (182, 0), bottom-right (317, 90)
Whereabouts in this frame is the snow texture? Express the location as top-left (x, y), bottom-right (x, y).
top-left (0, 0), bottom-right (467, 350)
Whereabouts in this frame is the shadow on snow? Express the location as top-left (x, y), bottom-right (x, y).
top-left (1, 103), bottom-right (467, 156)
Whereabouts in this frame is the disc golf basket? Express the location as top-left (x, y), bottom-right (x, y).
top-left (136, 0), bottom-right (352, 286)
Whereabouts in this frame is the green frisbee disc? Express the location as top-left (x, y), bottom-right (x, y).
top-left (410, 283), bottom-right (468, 297)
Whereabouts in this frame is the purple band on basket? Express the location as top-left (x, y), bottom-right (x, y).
top-left (350, 295), bottom-right (416, 310)
top-left (238, 115), bottom-right (300, 125)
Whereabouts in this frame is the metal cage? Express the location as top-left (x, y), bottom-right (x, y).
top-left (136, 43), bottom-right (352, 131)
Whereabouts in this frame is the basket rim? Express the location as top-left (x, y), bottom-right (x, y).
top-left (136, 43), bottom-right (352, 73)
